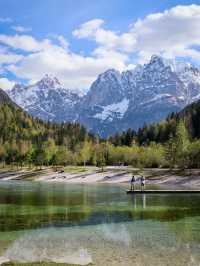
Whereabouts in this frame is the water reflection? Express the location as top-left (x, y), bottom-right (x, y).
top-left (0, 182), bottom-right (200, 231)
top-left (130, 194), bottom-right (146, 209)
top-left (142, 194), bottom-right (146, 209)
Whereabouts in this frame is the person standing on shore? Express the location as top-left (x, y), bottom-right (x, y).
top-left (131, 175), bottom-right (136, 191)
top-left (141, 176), bottom-right (145, 191)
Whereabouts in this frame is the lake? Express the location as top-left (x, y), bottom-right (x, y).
top-left (0, 181), bottom-right (200, 265)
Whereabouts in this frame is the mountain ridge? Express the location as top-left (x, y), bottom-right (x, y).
top-left (0, 88), bottom-right (19, 108)
top-left (6, 55), bottom-right (200, 137)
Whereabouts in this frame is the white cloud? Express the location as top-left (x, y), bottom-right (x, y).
top-left (0, 78), bottom-right (15, 90)
top-left (56, 35), bottom-right (69, 50)
top-left (0, 50), bottom-right (23, 65)
top-left (0, 46), bottom-right (23, 75)
top-left (3, 34), bottom-right (127, 89)
top-left (73, 19), bottom-right (104, 38)
top-left (2, 5), bottom-right (200, 91)
top-left (7, 46), bottom-right (127, 89)
top-left (73, 5), bottom-right (200, 63)
top-left (0, 17), bottom-right (12, 23)
top-left (130, 4), bottom-right (200, 62)
top-left (11, 26), bottom-right (32, 33)
top-left (0, 34), bottom-right (52, 52)
top-left (73, 19), bottom-right (136, 53)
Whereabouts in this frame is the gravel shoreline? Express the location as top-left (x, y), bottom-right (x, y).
top-left (0, 167), bottom-right (200, 188)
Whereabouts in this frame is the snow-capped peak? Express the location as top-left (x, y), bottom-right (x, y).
top-left (150, 54), bottom-right (164, 63)
top-left (13, 83), bottom-right (24, 90)
top-left (163, 58), bottom-right (191, 73)
top-left (36, 74), bottom-right (61, 90)
top-left (7, 74), bottom-right (82, 122)
top-left (148, 55), bottom-right (164, 67)
top-left (6, 55), bottom-right (200, 137)
top-left (98, 69), bottom-right (121, 83)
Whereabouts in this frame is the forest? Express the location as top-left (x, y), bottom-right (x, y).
top-left (0, 95), bottom-right (200, 169)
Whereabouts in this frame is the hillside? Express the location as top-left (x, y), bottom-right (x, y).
top-left (0, 89), bottom-right (90, 166)
top-left (180, 99), bottom-right (200, 139)
top-left (110, 98), bottom-right (200, 146)
top-left (0, 88), bottom-right (19, 107)
top-left (1, 88), bottom-right (200, 169)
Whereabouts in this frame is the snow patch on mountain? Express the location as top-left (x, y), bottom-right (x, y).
top-left (94, 98), bottom-right (129, 121)
top-left (138, 94), bottom-right (173, 106)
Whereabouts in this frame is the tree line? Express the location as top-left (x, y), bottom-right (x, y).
top-left (1, 100), bottom-right (200, 169)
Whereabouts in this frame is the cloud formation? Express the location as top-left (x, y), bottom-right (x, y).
top-left (73, 19), bottom-right (136, 53)
top-left (1, 34), bottom-right (127, 89)
top-left (11, 26), bottom-right (32, 33)
top-left (73, 5), bottom-right (200, 63)
top-left (130, 4), bottom-right (200, 62)
top-left (0, 77), bottom-right (15, 90)
top-left (0, 34), bottom-right (52, 52)
top-left (1, 5), bottom-right (200, 90)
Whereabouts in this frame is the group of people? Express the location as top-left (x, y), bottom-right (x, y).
top-left (131, 175), bottom-right (145, 191)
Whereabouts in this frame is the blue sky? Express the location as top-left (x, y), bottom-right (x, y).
top-left (0, 0), bottom-right (200, 90)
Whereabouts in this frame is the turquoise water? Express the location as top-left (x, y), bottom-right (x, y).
top-left (0, 181), bottom-right (200, 265)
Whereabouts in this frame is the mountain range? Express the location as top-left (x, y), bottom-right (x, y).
top-left (6, 55), bottom-right (200, 137)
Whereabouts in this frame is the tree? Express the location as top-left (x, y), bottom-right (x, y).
top-left (0, 101), bottom-right (93, 168)
top-left (53, 146), bottom-right (73, 166)
top-left (80, 141), bottom-right (92, 166)
top-left (96, 143), bottom-right (106, 172)
top-left (144, 143), bottom-right (165, 168)
top-left (175, 121), bottom-right (190, 169)
top-left (33, 147), bottom-right (45, 169)
top-left (165, 134), bottom-right (177, 169)
top-left (41, 139), bottom-right (57, 165)
top-left (0, 144), bottom-right (6, 167)
top-left (188, 141), bottom-right (200, 168)
top-left (25, 146), bottom-right (35, 168)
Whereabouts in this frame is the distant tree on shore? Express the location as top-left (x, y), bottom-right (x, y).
top-left (175, 121), bottom-right (190, 169)
top-left (165, 134), bottom-right (177, 169)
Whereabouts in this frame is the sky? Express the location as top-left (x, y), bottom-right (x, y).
top-left (0, 0), bottom-right (200, 91)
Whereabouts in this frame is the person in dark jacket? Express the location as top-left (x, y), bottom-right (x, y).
top-left (141, 176), bottom-right (146, 191)
top-left (131, 175), bottom-right (136, 191)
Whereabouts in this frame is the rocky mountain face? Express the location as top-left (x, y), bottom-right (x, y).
top-left (8, 75), bottom-right (81, 122)
top-left (77, 55), bottom-right (200, 136)
top-left (6, 55), bottom-right (200, 137)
